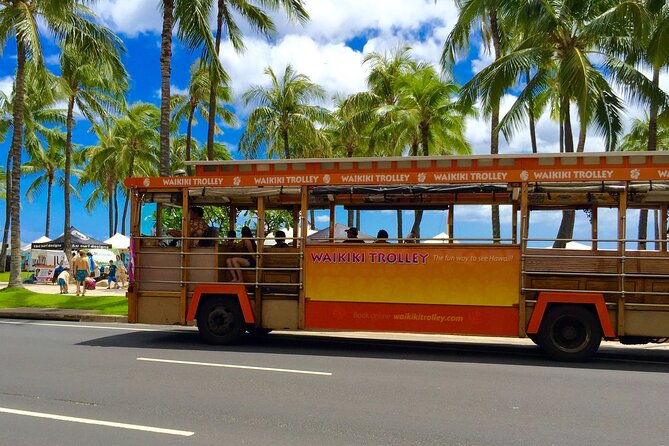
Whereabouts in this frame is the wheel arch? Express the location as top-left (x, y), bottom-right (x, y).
top-left (186, 284), bottom-right (255, 324)
top-left (526, 292), bottom-right (615, 339)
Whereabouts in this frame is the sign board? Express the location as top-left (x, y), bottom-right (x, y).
top-left (34, 266), bottom-right (56, 283)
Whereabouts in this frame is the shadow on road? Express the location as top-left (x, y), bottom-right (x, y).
top-left (77, 328), bottom-right (669, 373)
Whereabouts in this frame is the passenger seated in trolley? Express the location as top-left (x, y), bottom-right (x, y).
top-left (375, 229), bottom-right (389, 243)
top-left (343, 227), bottom-right (365, 243)
top-left (226, 226), bottom-right (257, 283)
top-left (222, 229), bottom-right (238, 250)
top-left (166, 206), bottom-right (208, 246)
top-left (273, 230), bottom-right (289, 248)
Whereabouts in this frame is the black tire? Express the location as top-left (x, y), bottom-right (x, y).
top-left (536, 305), bottom-right (602, 362)
top-left (196, 298), bottom-right (245, 345)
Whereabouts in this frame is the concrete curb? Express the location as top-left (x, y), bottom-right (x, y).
top-left (0, 308), bottom-right (127, 323)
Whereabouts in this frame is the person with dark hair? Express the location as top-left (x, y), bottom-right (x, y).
top-left (343, 227), bottom-right (365, 243)
top-left (375, 229), bottom-right (389, 243)
top-left (167, 206), bottom-right (209, 245)
top-left (274, 230), bottom-right (289, 248)
top-left (225, 226), bottom-right (257, 282)
top-left (222, 229), bottom-right (238, 250)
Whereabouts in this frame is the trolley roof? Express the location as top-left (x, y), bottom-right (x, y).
top-left (124, 151), bottom-right (669, 190)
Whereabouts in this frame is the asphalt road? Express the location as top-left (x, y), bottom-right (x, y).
top-left (1, 319), bottom-right (668, 446)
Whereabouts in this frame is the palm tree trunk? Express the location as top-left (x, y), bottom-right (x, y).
top-left (159, 0), bottom-right (173, 175)
top-left (563, 96), bottom-right (574, 153)
top-left (113, 187), bottom-right (119, 234)
top-left (206, 0), bottom-right (224, 160)
top-left (526, 69), bottom-right (537, 154)
top-left (283, 129), bottom-right (290, 159)
top-left (396, 210), bottom-right (403, 240)
top-left (553, 210), bottom-right (575, 248)
top-left (121, 155), bottom-right (135, 235)
top-left (107, 186), bottom-right (113, 237)
top-left (410, 210), bottom-right (423, 240)
top-left (8, 40), bottom-right (26, 287)
top-left (559, 114), bottom-right (564, 153)
top-left (186, 104), bottom-right (195, 175)
top-left (654, 209), bottom-right (660, 251)
top-left (638, 209), bottom-right (648, 250)
top-left (648, 65), bottom-right (660, 152)
top-left (554, 96), bottom-right (576, 247)
top-left (45, 174), bottom-right (53, 238)
top-left (641, 66), bottom-right (661, 250)
top-left (0, 151), bottom-right (12, 273)
top-left (121, 190), bottom-right (130, 235)
top-left (63, 94), bottom-right (75, 269)
top-left (309, 210), bottom-right (316, 230)
top-left (355, 210), bottom-right (361, 228)
top-left (489, 11), bottom-right (502, 245)
top-left (347, 210), bottom-right (354, 227)
top-left (576, 120), bottom-right (586, 152)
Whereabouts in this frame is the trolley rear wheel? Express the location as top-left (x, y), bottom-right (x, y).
top-left (196, 298), bottom-right (245, 345)
top-left (537, 305), bottom-right (602, 361)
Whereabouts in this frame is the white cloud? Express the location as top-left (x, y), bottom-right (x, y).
top-left (219, 35), bottom-right (368, 109)
top-left (92, 0), bottom-right (162, 37)
top-left (44, 53), bottom-right (60, 66)
top-left (92, 0), bottom-right (459, 108)
top-left (471, 44), bottom-right (494, 74)
top-left (315, 215), bottom-right (329, 223)
top-left (154, 84), bottom-right (189, 98)
top-left (0, 76), bottom-right (13, 97)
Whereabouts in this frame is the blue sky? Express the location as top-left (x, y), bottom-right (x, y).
top-left (1, 0), bottom-right (666, 246)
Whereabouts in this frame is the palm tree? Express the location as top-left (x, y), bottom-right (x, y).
top-left (170, 135), bottom-right (232, 173)
top-left (171, 59), bottom-right (237, 174)
top-left (465, 0), bottom-right (649, 247)
top-left (0, 92), bottom-right (9, 273)
top-left (0, 65), bottom-right (64, 272)
top-left (378, 67), bottom-right (472, 157)
top-left (203, 0), bottom-right (309, 160)
top-left (377, 66), bottom-right (473, 238)
top-left (22, 130), bottom-right (80, 238)
top-left (443, 0), bottom-right (510, 242)
top-left (619, 117), bottom-right (669, 249)
top-left (0, 0), bottom-right (122, 287)
top-left (103, 103), bottom-right (160, 234)
top-left (78, 129), bottom-right (122, 238)
top-left (58, 39), bottom-right (127, 266)
top-left (0, 167), bottom-right (5, 200)
top-left (342, 46), bottom-right (419, 233)
top-left (161, 0), bottom-right (221, 176)
top-left (240, 65), bottom-right (330, 159)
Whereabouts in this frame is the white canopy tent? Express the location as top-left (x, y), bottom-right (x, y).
top-left (104, 233), bottom-right (130, 250)
top-left (546, 241), bottom-right (591, 250)
top-left (425, 232), bottom-right (451, 244)
top-left (27, 236), bottom-right (58, 269)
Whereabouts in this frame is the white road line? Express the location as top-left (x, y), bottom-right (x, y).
top-left (0, 407), bottom-right (194, 437)
top-left (137, 357), bottom-right (333, 376)
top-left (0, 321), bottom-right (161, 332)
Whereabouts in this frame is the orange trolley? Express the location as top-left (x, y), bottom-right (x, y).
top-left (124, 151), bottom-right (669, 361)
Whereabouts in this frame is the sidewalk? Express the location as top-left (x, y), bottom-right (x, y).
top-left (0, 281), bottom-right (128, 323)
top-left (0, 281), bottom-right (127, 297)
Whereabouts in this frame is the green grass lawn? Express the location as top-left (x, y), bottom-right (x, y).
top-left (0, 271), bottom-right (32, 282)
top-left (0, 287), bottom-right (128, 316)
